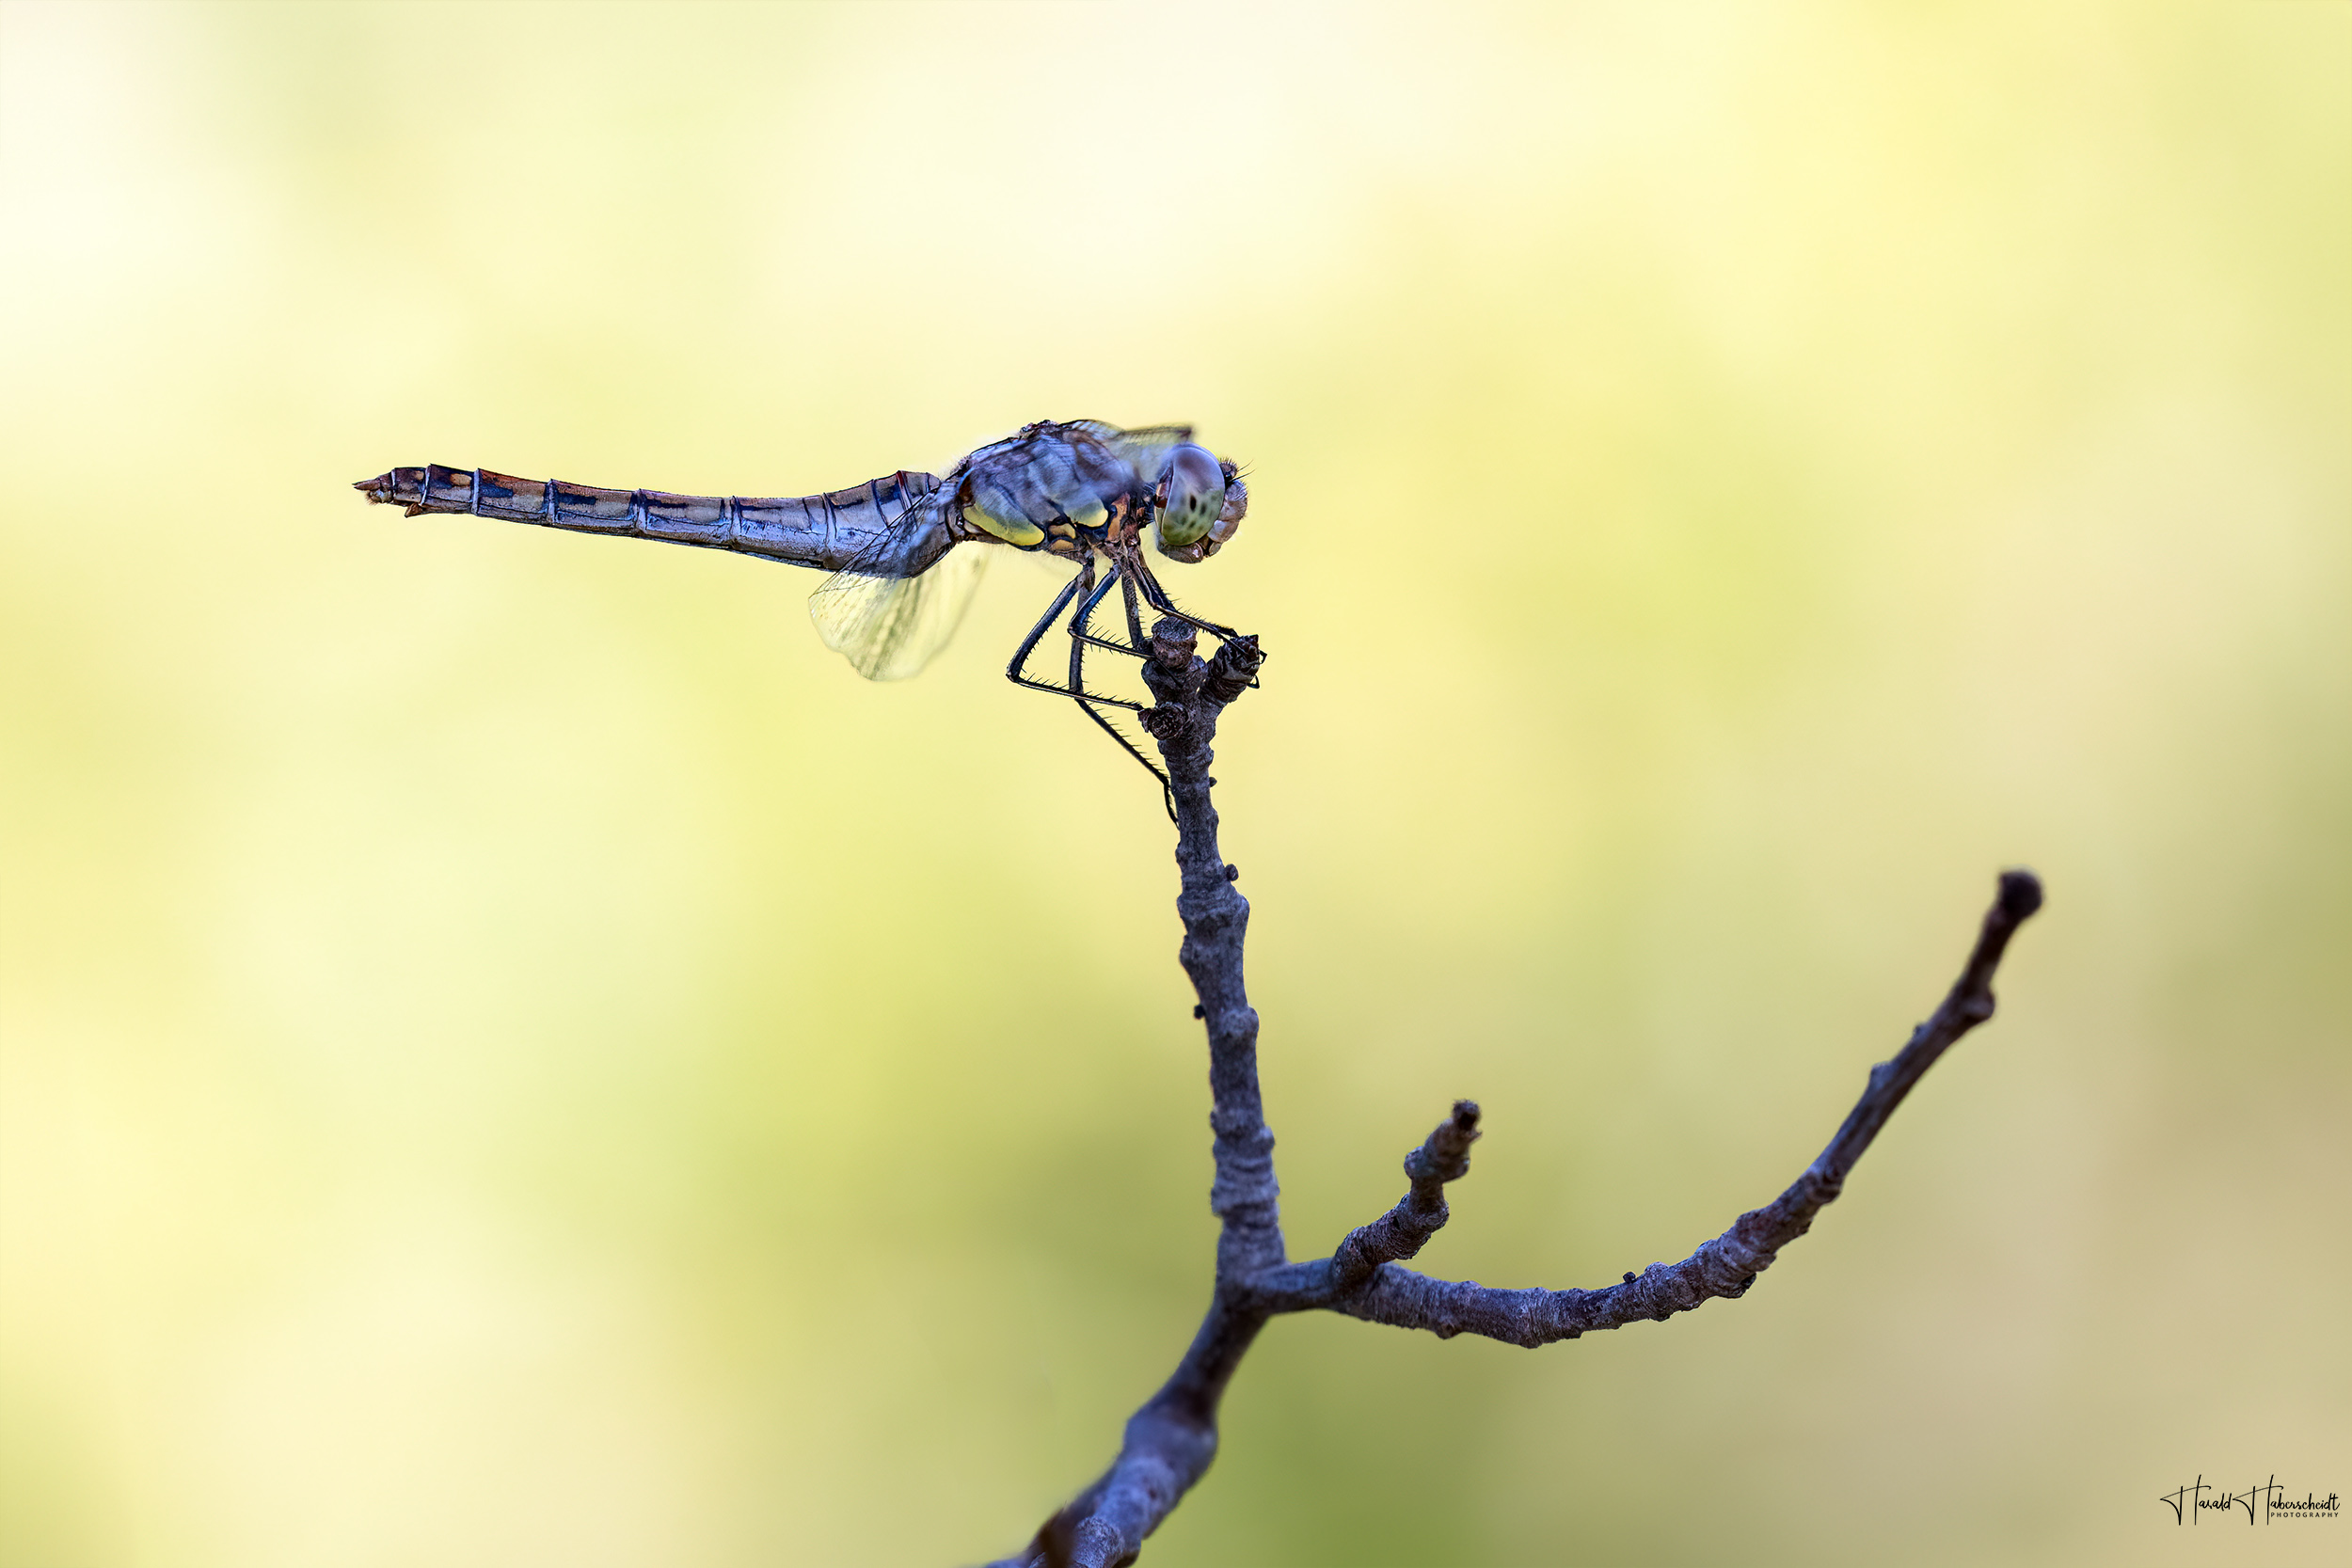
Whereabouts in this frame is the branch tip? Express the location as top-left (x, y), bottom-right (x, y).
top-left (1996, 867), bottom-right (2043, 922)
top-left (1405, 1101), bottom-right (1482, 1184)
top-left (1148, 616), bottom-right (1197, 670)
top-left (1201, 634), bottom-right (1263, 705)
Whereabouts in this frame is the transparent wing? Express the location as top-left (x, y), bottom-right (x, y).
top-left (1055, 421), bottom-right (1193, 486)
top-left (807, 540), bottom-right (990, 681)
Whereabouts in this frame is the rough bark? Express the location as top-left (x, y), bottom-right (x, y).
top-left (987, 621), bottom-right (2042, 1568)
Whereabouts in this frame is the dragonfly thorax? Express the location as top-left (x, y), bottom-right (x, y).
top-left (945, 420), bottom-right (1248, 565)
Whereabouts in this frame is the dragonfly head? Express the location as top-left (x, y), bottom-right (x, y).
top-left (1152, 444), bottom-right (1249, 563)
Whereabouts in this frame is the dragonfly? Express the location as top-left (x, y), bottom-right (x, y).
top-left (354, 420), bottom-right (1254, 792)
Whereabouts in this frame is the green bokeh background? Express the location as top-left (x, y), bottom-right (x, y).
top-left (3, 4), bottom-right (2345, 1565)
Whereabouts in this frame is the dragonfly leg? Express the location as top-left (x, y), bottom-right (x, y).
top-left (1120, 550), bottom-right (1262, 693)
top-left (1069, 562), bottom-right (1150, 660)
top-left (1124, 552), bottom-right (1246, 644)
top-left (1005, 562), bottom-right (1090, 698)
top-left (1120, 568), bottom-right (1148, 648)
top-left (1009, 560), bottom-right (1141, 712)
top-left (1005, 562), bottom-right (1177, 807)
top-left (1067, 565), bottom-right (1172, 792)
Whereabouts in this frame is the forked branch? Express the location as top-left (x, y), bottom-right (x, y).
top-left (989, 621), bottom-right (2042, 1568)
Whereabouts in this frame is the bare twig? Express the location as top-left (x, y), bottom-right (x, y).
top-left (1327, 1100), bottom-right (1482, 1291)
top-left (987, 620), bottom-right (2042, 1567)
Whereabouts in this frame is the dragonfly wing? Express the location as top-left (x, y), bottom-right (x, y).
top-left (1099, 424), bottom-right (1195, 481)
top-left (807, 542), bottom-right (990, 681)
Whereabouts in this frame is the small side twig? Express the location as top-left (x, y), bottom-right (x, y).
top-left (1327, 1100), bottom-right (1482, 1291)
top-left (987, 620), bottom-right (2042, 1568)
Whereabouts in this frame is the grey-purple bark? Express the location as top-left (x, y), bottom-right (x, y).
top-left (986, 620), bottom-right (2043, 1568)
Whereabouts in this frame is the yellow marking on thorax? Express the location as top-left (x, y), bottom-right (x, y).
top-left (961, 499), bottom-right (1045, 547)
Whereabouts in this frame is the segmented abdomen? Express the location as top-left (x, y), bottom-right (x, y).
top-left (353, 464), bottom-right (952, 577)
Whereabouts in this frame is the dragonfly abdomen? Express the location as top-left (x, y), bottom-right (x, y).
top-left (353, 465), bottom-right (952, 576)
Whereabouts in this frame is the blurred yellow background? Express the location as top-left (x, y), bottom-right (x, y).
top-left (2, 3), bottom-right (2345, 1565)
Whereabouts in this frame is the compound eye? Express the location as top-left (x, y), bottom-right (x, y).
top-left (1154, 444), bottom-right (1225, 551)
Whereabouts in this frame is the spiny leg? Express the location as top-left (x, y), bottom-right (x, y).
top-left (1120, 568), bottom-right (1148, 649)
top-left (1006, 561), bottom-right (1092, 699)
top-left (1009, 558), bottom-right (1143, 712)
top-left (1067, 562), bottom-right (1170, 790)
top-left (1120, 550), bottom-right (1260, 694)
top-left (1069, 562), bottom-right (1150, 661)
top-left (1006, 562), bottom-right (1170, 795)
top-left (1124, 551), bottom-right (1246, 644)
